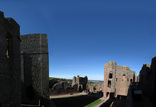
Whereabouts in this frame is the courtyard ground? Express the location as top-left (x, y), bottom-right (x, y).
top-left (51, 93), bottom-right (100, 107)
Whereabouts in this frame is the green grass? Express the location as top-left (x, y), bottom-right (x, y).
top-left (52, 94), bottom-right (83, 99)
top-left (84, 99), bottom-right (103, 107)
top-left (90, 84), bottom-right (98, 87)
top-left (49, 77), bottom-right (67, 81)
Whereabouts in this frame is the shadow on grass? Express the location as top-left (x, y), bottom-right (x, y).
top-left (100, 95), bottom-right (127, 107)
top-left (51, 95), bottom-right (99, 107)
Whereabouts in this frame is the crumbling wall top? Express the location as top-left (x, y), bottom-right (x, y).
top-left (0, 11), bottom-right (20, 40)
top-left (152, 56), bottom-right (156, 62)
top-left (21, 33), bottom-right (47, 36)
top-left (143, 63), bottom-right (150, 68)
top-left (0, 11), bottom-right (4, 18)
top-left (109, 61), bottom-right (116, 64)
top-left (104, 61), bottom-right (116, 66)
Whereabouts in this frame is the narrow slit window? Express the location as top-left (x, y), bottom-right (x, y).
top-left (130, 79), bottom-right (133, 83)
top-left (108, 80), bottom-right (111, 88)
top-left (6, 35), bottom-right (13, 59)
top-left (6, 38), bottom-right (9, 58)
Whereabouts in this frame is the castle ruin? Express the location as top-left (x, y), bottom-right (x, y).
top-left (0, 11), bottom-right (49, 107)
top-left (0, 11), bottom-right (21, 107)
top-left (72, 75), bottom-right (88, 91)
top-left (103, 61), bottom-right (136, 98)
top-left (138, 57), bottom-right (156, 106)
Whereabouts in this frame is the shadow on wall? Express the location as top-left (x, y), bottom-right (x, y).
top-left (87, 91), bottom-right (103, 98)
top-left (100, 93), bottom-right (114, 107)
top-left (21, 53), bottom-right (49, 107)
top-left (21, 88), bottom-right (50, 107)
top-left (21, 53), bottom-right (34, 104)
top-left (100, 93), bottom-right (127, 107)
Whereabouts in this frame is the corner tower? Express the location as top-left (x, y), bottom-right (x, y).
top-left (103, 61), bottom-right (116, 97)
top-left (20, 34), bottom-right (49, 107)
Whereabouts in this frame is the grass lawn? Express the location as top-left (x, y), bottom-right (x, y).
top-left (52, 95), bottom-right (99, 107)
top-left (52, 94), bottom-right (83, 99)
top-left (84, 99), bottom-right (103, 107)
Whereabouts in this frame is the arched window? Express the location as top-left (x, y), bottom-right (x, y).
top-left (109, 73), bottom-right (113, 79)
top-left (108, 80), bottom-right (111, 88)
top-left (122, 74), bottom-right (126, 81)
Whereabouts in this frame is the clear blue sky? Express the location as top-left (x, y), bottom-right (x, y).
top-left (1, 0), bottom-right (156, 80)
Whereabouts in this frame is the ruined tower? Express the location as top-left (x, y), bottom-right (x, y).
top-left (138, 57), bottom-right (156, 106)
top-left (103, 61), bottom-right (136, 98)
top-left (0, 11), bottom-right (21, 107)
top-left (72, 75), bottom-right (88, 91)
top-left (20, 34), bottom-right (49, 107)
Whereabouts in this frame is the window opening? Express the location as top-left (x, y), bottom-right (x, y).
top-left (109, 73), bottom-right (113, 78)
top-left (108, 80), bottom-right (111, 88)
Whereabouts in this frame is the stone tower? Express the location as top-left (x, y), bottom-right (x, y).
top-left (0, 11), bottom-right (21, 107)
top-left (20, 34), bottom-right (49, 107)
top-left (139, 57), bottom-right (156, 106)
top-left (72, 75), bottom-right (88, 91)
top-left (103, 61), bottom-right (136, 98)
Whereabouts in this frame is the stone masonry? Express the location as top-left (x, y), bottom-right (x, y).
top-left (0, 11), bottom-right (21, 107)
top-left (72, 75), bottom-right (88, 91)
top-left (103, 61), bottom-right (136, 98)
top-left (20, 34), bottom-right (49, 107)
top-left (138, 57), bottom-right (156, 107)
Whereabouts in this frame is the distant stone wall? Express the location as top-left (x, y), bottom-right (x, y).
top-left (72, 75), bottom-right (88, 91)
top-left (50, 81), bottom-right (75, 95)
top-left (0, 11), bottom-right (21, 107)
top-left (103, 61), bottom-right (136, 98)
top-left (21, 34), bottom-right (49, 107)
top-left (88, 84), bottom-right (103, 93)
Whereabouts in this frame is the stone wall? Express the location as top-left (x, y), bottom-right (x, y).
top-left (0, 11), bottom-right (21, 107)
top-left (139, 63), bottom-right (150, 95)
top-left (103, 61), bottom-right (136, 98)
top-left (50, 81), bottom-right (75, 95)
top-left (139, 57), bottom-right (156, 106)
top-left (103, 61), bottom-right (116, 97)
top-left (88, 84), bottom-right (103, 93)
top-left (20, 34), bottom-right (49, 107)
